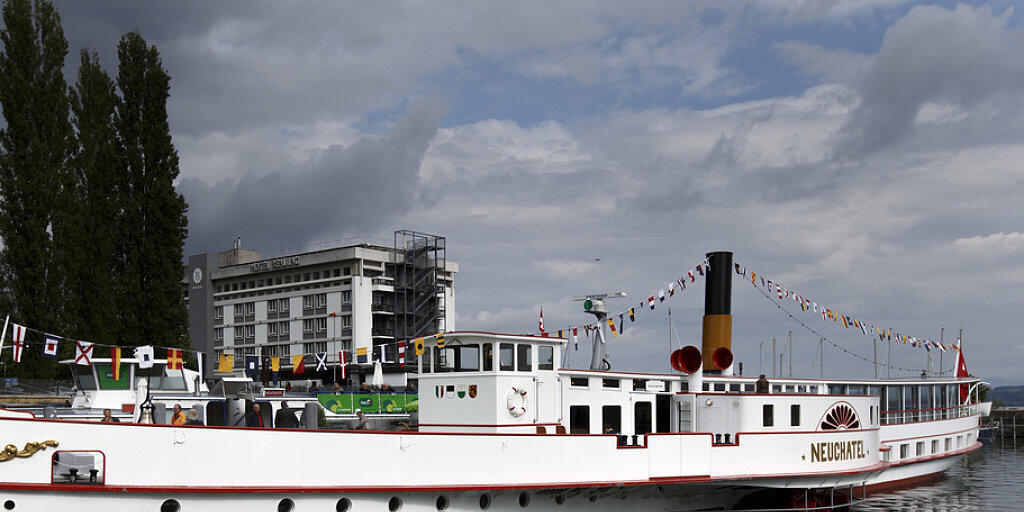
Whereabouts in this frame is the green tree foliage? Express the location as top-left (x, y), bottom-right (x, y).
top-left (0, 3), bottom-right (191, 378)
top-left (58, 49), bottom-right (122, 348)
top-left (0, 0), bottom-right (72, 377)
top-left (115, 31), bottom-right (189, 351)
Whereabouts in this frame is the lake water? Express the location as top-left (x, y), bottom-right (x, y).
top-left (854, 445), bottom-right (1023, 512)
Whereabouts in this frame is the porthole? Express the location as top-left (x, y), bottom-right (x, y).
top-left (436, 495), bottom-right (449, 511)
top-left (388, 496), bottom-right (402, 512)
top-left (278, 498), bottom-right (294, 512)
top-left (160, 499), bottom-right (180, 512)
top-left (479, 493), bottom-right (491, 510)
top-left (3, 501), bottom-right (13, 511)
top-left (336, 498), bottom-right (351, 512)
top-left (554, 494), bottom-right (565, 505)
top-left (518, 492), bottom-right (530, 508)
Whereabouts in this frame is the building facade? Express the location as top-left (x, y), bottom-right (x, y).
top-left (186, 233), bottom-right (456, 383)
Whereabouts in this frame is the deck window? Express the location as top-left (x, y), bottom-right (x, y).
top-left (916, 442), bottom-right (925, 456)
top-left (538, 346), bottom-right (554, 370)
top-left (570, 377), bottom-right (588, 387)
top-left (932, 440), bottom-right (940, 453)
top-left (634, 402), bottom-right (653, 436)
top-left (790, 404), bottom-right (800, 426)
top-left (602, 405), bottom-right (622, 434)
top-left (763, 404), bottom-right (774, 427)
top-left (569, 406), bottom-right (590, 434)
top-left (602, 379), bottom-right (620, 389)
top-left (516, 344), bottom-right (532, 371)
top-left (945, 438), bottom-right (951, 451)
top-left (499, 343), bottom-right (514, 371)
top-left (921, 385), bottom-right (933, 421)
top-left (900, 444), bottom-right (908, 458)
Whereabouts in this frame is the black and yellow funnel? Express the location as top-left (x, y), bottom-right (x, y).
top-left (702, 251), bottom-right (733, 371)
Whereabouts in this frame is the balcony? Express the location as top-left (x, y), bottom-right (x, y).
top-left (371, 302), bottom-right (395, 313)
top-left (315, 330), bottom-right (328, 339)
top-left (341, 304), bottom-right (352, 312)
top-left (371, 327), bottom-right (395, 338)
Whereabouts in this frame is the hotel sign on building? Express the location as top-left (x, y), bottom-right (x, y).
top-left (249, 256), bottom-right (301, 273)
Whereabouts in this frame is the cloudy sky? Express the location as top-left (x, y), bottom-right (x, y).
top-left (49, 0), bottom-right (1024, 383)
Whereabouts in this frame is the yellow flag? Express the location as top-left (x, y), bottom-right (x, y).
top-left (414, 337), bottom-right (426, 355)
top-left (271, 356), bottom-right (280, 372)
top-left (435, 333), bottom-right (445, 348)
top-left (217, 354), bottom-right (233, 372)
top-left (607, 318), bottom-right (618, 337)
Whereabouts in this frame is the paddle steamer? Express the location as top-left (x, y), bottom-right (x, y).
top-left (0, 252), bottom-right (988, 511)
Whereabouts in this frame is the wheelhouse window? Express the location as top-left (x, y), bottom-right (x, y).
top-left (456, 344), bottom-right (480, 372)
top-left (516, 344), bottom-right (532, 371)
top-left (790, 404), bottom-right (800, 426)
top-left (763, 404), bottom-right (774, 427)
top-left (537, 345), bottom-right (554, 370)
top-left (481, 343), bottom-right (493, 372)
top-left (569, 406), bottom-right (590, 434)
top-left (70, 365), bottom-right (98, 390)
top-left (602, 405), bottom-right (621, 434)
top-left (499, 343), bottom-right (514, 371)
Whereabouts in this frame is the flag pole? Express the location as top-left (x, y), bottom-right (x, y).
top-left (0, 314), bottom-right (9, 358)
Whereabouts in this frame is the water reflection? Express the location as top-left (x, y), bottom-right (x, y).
top-left (855, 446), bottom-right (1021, 512)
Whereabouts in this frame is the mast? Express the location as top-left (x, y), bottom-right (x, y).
top-left (788, 331), bottom-right (793, 378)
top-left (772, 337), bottom-right (776, 378)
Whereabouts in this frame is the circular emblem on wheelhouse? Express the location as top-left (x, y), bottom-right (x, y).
top-left (819, 403), bottom-right (860, 430)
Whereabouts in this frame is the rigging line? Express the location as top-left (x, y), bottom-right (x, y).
top-left (744, 278), bottom-right (923, 374)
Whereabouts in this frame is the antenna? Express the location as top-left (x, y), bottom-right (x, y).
top-left (573, 292), bottom-right (627, 370)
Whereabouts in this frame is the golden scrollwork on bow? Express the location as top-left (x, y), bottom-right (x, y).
top-left (0, 440), bottom-right (58, 462)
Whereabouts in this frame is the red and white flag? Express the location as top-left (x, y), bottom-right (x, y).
top-left (398, 341), bottom-right (407, 368)
top-left (956, 338), bottom-right (970, 403)
top-left (538, 307), bottom-right (546, 335)
top-left (74, 341), bottom-right (93, 366)
top-left (338, 350), bottom-right (347, 379)
top-left (647, 296), bottom-right (656, 310)
top-left (10, 323), bottom-right (26, 363)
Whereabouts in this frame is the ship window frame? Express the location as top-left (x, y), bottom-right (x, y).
top-left (602, 379), bottom-right (620, 389)
top-left (570, 377), bottom-right (589, 388)
top-left (537, 345), bottom-right (554, 371)
top-left (790, 404), bottom-right (800, 426)
top-left (481, 343), bottom-right (493, 372)
top-left (569, 405), bottom-right (590, 434)
top-left (498, 343), bottom-right (514, 371)
top-left (763, 404), bottom-right (774, 427)
top-left (634, 401), bottom-right (653, 436)
top-left (602, 405), bottom-right (622, 434)
top-left (516, 344), bottom-right (532, 372)
top-left (900, 444), bottom-right (908, 458)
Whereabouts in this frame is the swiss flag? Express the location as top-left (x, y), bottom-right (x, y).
top-left (398, 341), bottom-right (406, 368)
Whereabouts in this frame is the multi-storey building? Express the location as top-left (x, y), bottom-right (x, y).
top-left (185, 231), bottom-right (456, 384)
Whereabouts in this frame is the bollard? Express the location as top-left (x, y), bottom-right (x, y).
top-left (152, 403), bottom-right (167, 425)
top-left (43, 406), bottom-right (55, 419)
top-left (302, 402), bottom-right (319, 430)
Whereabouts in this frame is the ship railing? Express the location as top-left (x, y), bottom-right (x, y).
top-left (881, 403), bottom-right (982, 425)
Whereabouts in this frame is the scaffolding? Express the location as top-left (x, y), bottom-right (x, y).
top-left (393, 230), bottom-right (447, 348)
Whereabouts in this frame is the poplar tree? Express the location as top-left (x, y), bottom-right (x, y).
top-left (0, 0), bottom-right (72, 377)
top-left (57, 49), bottom-right (122, 347)
top-left (115, 31), bottom-right (189, 350)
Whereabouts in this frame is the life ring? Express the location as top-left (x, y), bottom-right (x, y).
top-left (506, 386), bottom-right (528, 417)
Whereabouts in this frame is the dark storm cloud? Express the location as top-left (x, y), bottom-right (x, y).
top-left (178, 99), bottom-right (446, 254)
top-left (837, 4), bottom-right (1024, 158)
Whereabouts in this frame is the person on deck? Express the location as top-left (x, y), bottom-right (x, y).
top-left (355, 410), bottom-right (369, 430)
top-left (247, 403), bottom-right (265, 428)
top-left (100, 409), bottom-right (119, 423)
top-left (755, 374), bottom-right (770, 394)
top-left (275, 401), bottom-right (299, 429)
top-left (171, 404), bottom-right (186, 426)
top-left (185, 409), bottom-right (203, 425)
